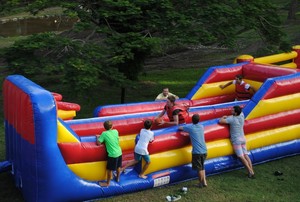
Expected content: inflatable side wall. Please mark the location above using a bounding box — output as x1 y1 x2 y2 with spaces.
2 76 100 201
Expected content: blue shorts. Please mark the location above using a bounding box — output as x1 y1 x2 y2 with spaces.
233 143 248 157
134 152 150 163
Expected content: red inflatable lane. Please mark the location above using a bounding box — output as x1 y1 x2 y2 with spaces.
56 101 81 111
69 103 247 137
96 100 192 117
70 117 155 137
262 78 300 99
204 65 243 83
95 95 236 117
191 94 236 106
58 142 133 165
58 125 229 164
58 142 105 164
243 63 299 82
52 92 63 101
244 109 300 134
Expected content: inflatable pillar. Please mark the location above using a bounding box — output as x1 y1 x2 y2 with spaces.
235 55 254 63
292 45 300 68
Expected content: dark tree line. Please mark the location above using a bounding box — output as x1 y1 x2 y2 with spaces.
0 0 296 102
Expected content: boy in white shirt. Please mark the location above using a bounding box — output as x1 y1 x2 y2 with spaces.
120 119 154 179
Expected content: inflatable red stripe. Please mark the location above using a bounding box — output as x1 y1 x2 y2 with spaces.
56 101 81 111
52 92 63 101
261 78 300 99
243 63 299 82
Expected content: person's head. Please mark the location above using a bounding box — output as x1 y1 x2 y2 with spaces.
103 120 113 130
192 114 200 124
235 74 243 84
232 105 242 116
144 119 153 129
162 88 170 96
167 95 176 107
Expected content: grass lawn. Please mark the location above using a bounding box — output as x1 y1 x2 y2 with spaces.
99 155 300 202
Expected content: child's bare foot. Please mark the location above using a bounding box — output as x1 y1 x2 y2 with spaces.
139 175 147 179
99 182 109 187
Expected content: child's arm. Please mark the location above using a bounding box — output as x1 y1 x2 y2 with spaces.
178 126 189 137
219 81 233 89
149 133 154 143
96 135 102 145
219 116 228 124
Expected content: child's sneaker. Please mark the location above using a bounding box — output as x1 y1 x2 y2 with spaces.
171 195 181 201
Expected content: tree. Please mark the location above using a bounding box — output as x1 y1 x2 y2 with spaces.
1 0 289 102
288 0 298 20
237 0 287 48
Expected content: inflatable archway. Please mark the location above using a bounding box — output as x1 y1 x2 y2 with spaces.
1 46 300 201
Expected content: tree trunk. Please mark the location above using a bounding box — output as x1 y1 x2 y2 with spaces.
287 0 298 20
121 87 125 103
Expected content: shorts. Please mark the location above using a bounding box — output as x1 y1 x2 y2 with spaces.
233 143 248 157
192 153 207 171
106 155 122 171
134 152 150 163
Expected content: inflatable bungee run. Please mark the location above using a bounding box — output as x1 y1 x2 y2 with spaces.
1 45 300 201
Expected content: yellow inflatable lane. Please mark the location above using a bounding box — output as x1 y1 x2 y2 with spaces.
191 80 262 100
254 51 297 64
119 134 136 151
57 120 79 143
68 161 107 181
247 93 300 119
246 124 300 150
192 82 232 100
57 109 76 120
280 62 297 68
245 79 263 91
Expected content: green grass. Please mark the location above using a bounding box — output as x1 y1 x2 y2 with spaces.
98 155 300 202
0 36 28 49
0 67 300 202
1 155 299 202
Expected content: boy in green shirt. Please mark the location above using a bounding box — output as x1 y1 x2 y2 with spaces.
97 120 122 187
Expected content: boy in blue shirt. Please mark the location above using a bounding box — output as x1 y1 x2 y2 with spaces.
179 113 207 188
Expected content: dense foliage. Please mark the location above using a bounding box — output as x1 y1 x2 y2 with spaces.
0 0 291 98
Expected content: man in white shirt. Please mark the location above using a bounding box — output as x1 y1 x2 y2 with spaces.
155 87 179 101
